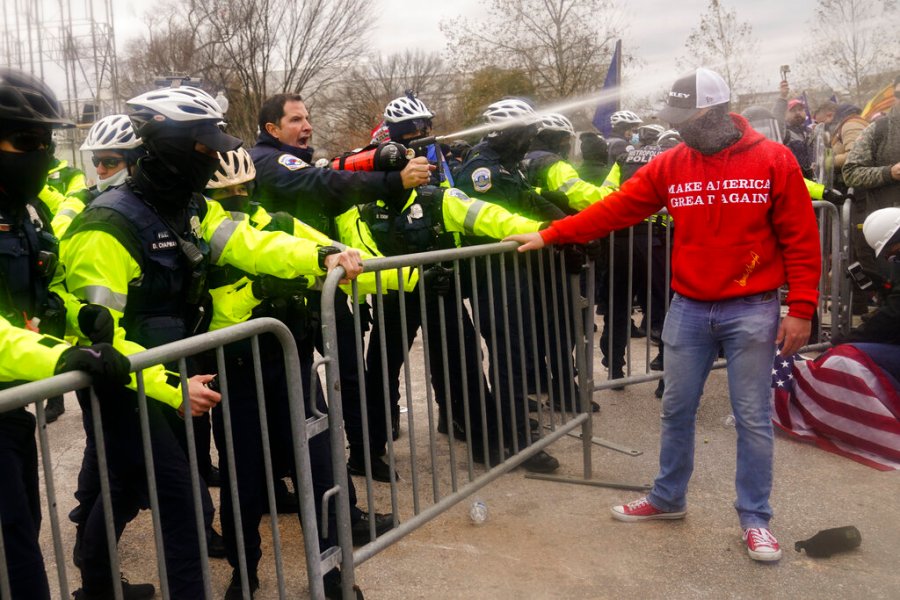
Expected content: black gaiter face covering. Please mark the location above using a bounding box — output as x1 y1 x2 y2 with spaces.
679 106 741 155
0 149 52 207
135 129 222 212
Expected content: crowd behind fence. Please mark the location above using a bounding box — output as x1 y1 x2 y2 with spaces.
0 201 850 599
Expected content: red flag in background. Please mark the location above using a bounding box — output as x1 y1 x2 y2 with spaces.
861 84 897 121
771 345 900 471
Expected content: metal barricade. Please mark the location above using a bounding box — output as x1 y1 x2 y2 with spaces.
0 318 335 600
317 242 599 598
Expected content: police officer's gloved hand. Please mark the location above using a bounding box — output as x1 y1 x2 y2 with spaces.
539 189 573 214
822 188 845 203
422 265 453 296
584 238 606 263
558 244 588 274
252 275 309 300
55 344 131 386
78 303 115 345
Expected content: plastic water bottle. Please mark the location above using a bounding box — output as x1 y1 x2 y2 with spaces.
723 414 736 427
469 499 488 524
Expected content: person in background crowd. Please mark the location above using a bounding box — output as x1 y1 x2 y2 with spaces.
507 67 821 563
606 109 643 163
842 74 900 309
830 207 900 384
829 103 868 193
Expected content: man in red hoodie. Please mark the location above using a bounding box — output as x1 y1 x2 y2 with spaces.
506 68 821 562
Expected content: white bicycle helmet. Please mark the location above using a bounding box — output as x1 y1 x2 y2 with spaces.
383 93 434 123
206 147 256 189
863 207 900 258
657 129 682 148
80 114 142 151
610 110 643 127
126 86 224 122
483 98 538 126
537 113 575 136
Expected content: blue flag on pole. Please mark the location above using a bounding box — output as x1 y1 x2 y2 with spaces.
801 91 813 127
592 39 621 136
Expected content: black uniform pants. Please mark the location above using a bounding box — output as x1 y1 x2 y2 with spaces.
472 254 536 453
0 408 50 600
530 250 580 411
75 388 205 599
365 282 493 456
598 234 634 373
210 339 350 575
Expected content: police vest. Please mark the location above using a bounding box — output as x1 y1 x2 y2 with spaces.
67 186 210 348
0 203 63 334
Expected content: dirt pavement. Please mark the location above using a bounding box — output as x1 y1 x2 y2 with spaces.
38 351 900 600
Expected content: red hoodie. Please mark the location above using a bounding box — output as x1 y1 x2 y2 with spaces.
542 114 821 319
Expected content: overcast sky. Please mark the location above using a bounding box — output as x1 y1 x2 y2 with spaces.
10 0 823 105
112 0 819 98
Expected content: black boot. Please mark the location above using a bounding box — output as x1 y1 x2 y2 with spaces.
223 569 259 600
45 396 65 423
73 575 155 600
323 569 364 600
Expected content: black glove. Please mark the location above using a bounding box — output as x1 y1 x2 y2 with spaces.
252 275 309 300
55 343 131 386
78 303 115 345
822 188 845 203
422 265 453 296
584 238 606 263
558 244 588 274
539 189 576 215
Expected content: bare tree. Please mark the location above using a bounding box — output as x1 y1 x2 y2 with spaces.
797 0 898 105
441 0 625 102
315 50 446 154
117 4 218 100
678 0 759 95
117 0 375 143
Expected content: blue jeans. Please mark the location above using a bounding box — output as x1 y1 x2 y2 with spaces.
648 291 780 529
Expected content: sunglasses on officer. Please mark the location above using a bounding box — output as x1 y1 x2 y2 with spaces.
1 128 52 153
91 155 125 169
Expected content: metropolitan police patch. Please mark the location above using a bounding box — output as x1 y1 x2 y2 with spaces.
472 167 492 193
277 154 309 171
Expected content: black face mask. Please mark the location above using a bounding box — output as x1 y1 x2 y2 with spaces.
679 108 741 155
0 148 52 207
216 194 251 213
136 134 222 211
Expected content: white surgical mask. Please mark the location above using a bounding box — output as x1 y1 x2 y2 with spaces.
97 168 128 193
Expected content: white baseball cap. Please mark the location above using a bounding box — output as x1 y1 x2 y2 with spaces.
658 68 731 125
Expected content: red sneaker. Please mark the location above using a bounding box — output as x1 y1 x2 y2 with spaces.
743 527 782 562
610 496 686 522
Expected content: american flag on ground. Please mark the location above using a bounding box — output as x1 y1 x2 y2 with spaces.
771 345 900 471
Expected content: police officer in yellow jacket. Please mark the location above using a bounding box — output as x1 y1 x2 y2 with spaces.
0 67 131 600
347 94 560 473
203 148 389 599
521 112 616 213
60 86 362 600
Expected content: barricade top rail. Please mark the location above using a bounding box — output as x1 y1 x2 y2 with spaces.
0 317 297 412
